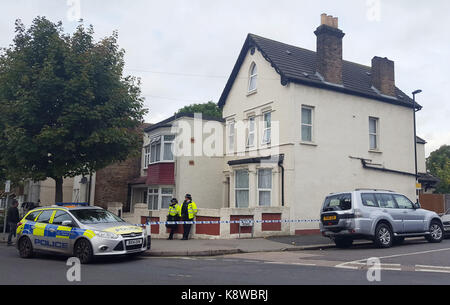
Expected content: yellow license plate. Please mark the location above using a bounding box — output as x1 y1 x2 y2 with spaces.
323 216 336 221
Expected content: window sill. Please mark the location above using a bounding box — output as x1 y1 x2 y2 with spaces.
368 149 382 154
247 89 257 97
300 141 318 147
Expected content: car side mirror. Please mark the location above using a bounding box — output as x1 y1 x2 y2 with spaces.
413 203 421 210
62 220 74 227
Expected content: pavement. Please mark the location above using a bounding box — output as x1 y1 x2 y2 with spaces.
1 232 374 257
144 234 373 257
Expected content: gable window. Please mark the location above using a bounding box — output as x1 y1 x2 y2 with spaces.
248 63 257 92
369 117 379 150
258 168 272 206
262 111 271 144
247 116 255 147
235 169 249 208
301 106 314 142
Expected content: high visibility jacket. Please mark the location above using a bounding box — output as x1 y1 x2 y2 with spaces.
168 204 181 217
182 201 198 220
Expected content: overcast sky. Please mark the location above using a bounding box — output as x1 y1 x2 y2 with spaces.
1 0 449 156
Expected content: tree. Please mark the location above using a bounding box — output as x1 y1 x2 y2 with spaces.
0 17 147 203
176 101 222 119
426 145 450 194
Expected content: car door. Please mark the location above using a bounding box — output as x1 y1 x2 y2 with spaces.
374 193 403 233
393 194 426 233
50 209 75 254
32 209 55 251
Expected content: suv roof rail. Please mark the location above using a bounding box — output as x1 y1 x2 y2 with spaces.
355 188 395 192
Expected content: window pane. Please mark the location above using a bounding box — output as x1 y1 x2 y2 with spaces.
302 107 312 125
264 112 271 128
161 188 173 194
302 125 312 142
52 211 73 225
394 195 414 209
164 135 175 142
164 143 173 160
236 190 249 208
259 191 271 206
370 134 377 149
361 193 379 207
36 210 53 223
258 169 272 189
247 133 255 147
263 128 271 144
235 170 249 188
155 143 161 161
369 118 377 134
249 76 257 91
161 196 171 209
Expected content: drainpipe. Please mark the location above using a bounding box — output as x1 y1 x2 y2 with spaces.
277 154 285 207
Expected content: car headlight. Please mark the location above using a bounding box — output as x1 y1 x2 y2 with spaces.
93 230 119 240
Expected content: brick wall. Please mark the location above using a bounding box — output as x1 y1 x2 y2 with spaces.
94 156 141 209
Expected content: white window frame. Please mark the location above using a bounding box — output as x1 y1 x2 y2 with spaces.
257 168 272 207
301 106 314 143
147 186 174 210
246 116 256 148
144 145 151 168
227 120 235 152
369 117 379 150
149 134 175 165
248 62 257 93
262 111 271 145
235 169 249 208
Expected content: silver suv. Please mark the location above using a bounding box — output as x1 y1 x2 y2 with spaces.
320 189 444 248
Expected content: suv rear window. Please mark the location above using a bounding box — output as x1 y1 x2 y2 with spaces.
323 193 352 211
361 193 379 207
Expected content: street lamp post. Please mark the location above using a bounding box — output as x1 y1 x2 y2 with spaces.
412 89 422 204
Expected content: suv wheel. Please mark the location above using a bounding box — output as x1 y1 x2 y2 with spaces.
426 220 444 243
18 236 34 258
334 237 353 249
374 223 393 248
74 239 94 264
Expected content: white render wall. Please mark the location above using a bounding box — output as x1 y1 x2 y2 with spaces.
222 47 418 233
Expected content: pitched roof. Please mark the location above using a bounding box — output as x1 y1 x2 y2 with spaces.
218 34 421 110
144 112 224 133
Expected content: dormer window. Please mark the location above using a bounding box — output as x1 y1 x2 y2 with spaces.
248 62 257 92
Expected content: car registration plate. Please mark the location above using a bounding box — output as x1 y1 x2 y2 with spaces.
323 215 336 221
125 238 143 246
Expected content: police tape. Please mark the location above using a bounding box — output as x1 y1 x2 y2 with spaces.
135 219 321 226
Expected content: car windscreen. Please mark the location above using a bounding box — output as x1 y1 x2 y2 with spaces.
322 193 352 212
70 209 125 224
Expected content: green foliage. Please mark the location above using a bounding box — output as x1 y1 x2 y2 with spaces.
176 101 222 119
0 17 147 198
426 145 450 194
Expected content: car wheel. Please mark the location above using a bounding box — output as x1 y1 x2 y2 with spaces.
18 236 34 258
74 239 94 264
426 220 444 243
374 223 393 248
334 237 353 249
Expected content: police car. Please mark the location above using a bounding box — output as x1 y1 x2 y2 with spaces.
16 203 151 263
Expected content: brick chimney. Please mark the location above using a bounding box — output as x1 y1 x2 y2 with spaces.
314 13 345 85
371 56 396 96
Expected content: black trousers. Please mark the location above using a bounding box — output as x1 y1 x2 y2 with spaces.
183 223 192 239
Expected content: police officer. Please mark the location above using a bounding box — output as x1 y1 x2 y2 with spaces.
167 198 181 240
181 194 198 240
